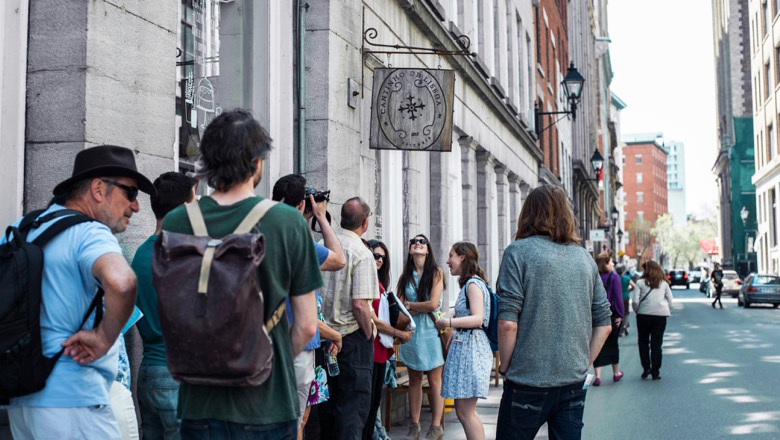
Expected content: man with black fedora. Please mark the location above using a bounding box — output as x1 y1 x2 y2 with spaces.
3 145 154 439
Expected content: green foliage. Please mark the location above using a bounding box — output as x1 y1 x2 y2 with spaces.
652 213 717 268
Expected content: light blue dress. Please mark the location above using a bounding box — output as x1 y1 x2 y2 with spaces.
399 271 445 371
441 278 493 399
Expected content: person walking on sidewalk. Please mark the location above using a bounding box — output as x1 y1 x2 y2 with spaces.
398 234 446 440
495 185 612 440
617 265 636 337
436 242 493 440
711 262 725 309
319 197 379 440
362 240 413 440
632 260 674 380
592 253 625 386
133 171 196 440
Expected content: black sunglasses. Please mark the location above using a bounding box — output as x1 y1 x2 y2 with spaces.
101 179 139 202
409 238 428 246
373 253 386 261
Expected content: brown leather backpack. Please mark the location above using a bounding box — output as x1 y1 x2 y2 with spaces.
152 199 285 387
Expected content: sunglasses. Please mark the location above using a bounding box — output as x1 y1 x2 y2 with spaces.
101 179 139 203
409 238 428 246
373 253 386 261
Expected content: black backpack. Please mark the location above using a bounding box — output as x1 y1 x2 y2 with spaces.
0 209 104 403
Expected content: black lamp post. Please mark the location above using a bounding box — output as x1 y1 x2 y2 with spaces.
617 229 624 243
611 207 619 225
535 62 586 137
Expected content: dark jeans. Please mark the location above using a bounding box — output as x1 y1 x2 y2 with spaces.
138 364 181 440
319 331 374 440
180 419 296 440
619 298 630 335
636 314 667 375
361 362 387 440
496 380 587 440
712 285 723 307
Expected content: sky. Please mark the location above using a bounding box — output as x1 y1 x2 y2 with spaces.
608 0 718 217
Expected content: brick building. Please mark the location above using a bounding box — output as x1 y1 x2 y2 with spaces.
622 133 669 259
534 0 571 189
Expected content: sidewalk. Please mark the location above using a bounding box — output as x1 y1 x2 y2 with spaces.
385 381 549 439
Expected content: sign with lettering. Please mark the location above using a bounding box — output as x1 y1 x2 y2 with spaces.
370 68 455 151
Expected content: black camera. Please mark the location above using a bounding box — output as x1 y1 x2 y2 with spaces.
305 187 331 203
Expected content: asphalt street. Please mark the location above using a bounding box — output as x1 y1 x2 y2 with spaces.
582 286 780 439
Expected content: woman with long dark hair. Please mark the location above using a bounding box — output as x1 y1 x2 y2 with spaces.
435 242 492 440
398 234 446 440
632 260 674 380
362 240 412 440
592 252 625 386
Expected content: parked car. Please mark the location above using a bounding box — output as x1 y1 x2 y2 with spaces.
689 266 704 283
667 269 690 289
738 274 780 308
709 270 742 298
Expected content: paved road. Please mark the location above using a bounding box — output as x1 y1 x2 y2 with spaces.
583 286 780 439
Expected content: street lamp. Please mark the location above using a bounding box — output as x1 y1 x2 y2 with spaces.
535 62 586 136
611 206 619 225
741 206 749 226
590 149 604 173
617 229 624 243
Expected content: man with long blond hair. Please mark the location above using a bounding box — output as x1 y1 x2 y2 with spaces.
495 185 612 440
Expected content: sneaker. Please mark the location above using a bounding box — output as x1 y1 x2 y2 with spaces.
652 372 662 380
613 371 624 382
592 378 601 386
425 425 444 440
406 423 421 440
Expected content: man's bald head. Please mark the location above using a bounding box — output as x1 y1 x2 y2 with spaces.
341 197 371 232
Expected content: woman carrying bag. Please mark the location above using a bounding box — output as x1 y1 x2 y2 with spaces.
631 260 674 380
592 253 625 386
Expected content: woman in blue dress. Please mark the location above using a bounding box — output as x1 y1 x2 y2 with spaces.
398 234 446 440
436 242 492 440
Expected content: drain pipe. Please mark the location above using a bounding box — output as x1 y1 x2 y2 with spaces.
297 1 309 175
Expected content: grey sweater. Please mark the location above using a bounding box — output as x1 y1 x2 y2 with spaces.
497 236 612 388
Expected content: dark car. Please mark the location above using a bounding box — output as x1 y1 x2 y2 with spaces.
667 269 690 289
738 274 780 308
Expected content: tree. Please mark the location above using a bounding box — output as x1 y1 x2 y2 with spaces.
627 219 654 263
652 214 718 268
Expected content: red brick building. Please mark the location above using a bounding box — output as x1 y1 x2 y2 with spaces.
534 0 568 183
622 133 669 259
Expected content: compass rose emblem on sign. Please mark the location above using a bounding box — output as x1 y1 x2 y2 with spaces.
370 68 455 151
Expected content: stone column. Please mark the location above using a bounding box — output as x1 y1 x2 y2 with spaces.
460 136 479 242
495 162 510 257
25 0 177 252
430 151 450 308
508 173 520 241
476 148 495 277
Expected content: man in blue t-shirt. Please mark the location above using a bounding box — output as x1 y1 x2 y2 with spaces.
131 172 196 439
3 145 155 440
272 174 346 435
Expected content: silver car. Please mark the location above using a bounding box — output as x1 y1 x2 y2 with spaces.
738 274 780 308
709 270 742 298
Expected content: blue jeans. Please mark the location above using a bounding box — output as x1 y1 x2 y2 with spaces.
180 419 296 440
137 365 181 440
496 380 587 440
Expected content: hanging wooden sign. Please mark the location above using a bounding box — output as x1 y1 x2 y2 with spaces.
369 68 455 151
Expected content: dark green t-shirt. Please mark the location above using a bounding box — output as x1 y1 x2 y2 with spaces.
132 235 167 365
620 274 632 300
162 195 324 425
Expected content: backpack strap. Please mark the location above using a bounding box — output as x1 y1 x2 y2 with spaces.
31 214 97 248
234 199 278 234
266 301 287 332
186 202 209 237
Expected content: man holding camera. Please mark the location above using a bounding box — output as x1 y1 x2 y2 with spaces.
272 174 346 437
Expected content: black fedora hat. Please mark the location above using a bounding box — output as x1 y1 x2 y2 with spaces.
53 145 156 196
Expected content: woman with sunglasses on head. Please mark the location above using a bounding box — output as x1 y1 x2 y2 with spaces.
434 242 492 440
398 235 446 440
362 240 412 440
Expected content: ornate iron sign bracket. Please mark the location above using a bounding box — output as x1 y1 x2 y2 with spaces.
362 27 475 58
